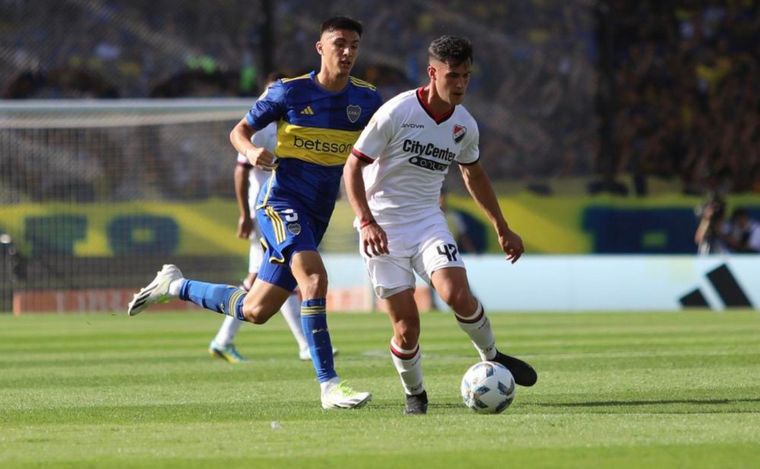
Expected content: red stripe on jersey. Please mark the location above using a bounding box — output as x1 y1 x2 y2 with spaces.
351 148 375 164
390 343 419 360
416 87 455 124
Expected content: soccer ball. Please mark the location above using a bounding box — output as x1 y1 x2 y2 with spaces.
460 361 515 414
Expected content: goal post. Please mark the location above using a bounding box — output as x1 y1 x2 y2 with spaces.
0 99 254 312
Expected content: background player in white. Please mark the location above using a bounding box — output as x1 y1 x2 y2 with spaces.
209 73 338 363
344 35 538 414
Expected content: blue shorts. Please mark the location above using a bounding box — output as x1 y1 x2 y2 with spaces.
255 201 328 291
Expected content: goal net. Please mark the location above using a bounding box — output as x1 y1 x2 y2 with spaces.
0 99 271 313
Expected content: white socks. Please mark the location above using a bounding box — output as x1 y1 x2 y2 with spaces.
168 278 184 297
390 338 424 396
280 294 308 352
213 315 243 347
320 376 341 394
455 302 497 361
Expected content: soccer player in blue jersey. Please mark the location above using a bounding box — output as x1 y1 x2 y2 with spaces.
128 16 383 410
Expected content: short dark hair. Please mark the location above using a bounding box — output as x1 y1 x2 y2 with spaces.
428 35 473 66
321 16 363 36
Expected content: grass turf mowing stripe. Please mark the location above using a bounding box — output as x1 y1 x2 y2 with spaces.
0 311 758 468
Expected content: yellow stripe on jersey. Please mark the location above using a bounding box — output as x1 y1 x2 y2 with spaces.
349 76 377 91
275 123 361 166
280 73 311 83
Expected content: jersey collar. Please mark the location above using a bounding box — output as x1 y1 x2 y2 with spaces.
416 87 455 125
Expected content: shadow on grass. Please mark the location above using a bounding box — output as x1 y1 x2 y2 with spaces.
544 397 760 407
533 397 760 414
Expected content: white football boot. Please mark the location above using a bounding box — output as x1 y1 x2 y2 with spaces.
320 381 372 410
127 264 183 316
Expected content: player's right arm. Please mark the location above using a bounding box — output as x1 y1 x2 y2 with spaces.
230 80 286 171
344 108 395 257
230 118 276 171
344 154 388 257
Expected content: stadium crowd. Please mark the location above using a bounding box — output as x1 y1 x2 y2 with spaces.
612 1 760 196
1 1 758 199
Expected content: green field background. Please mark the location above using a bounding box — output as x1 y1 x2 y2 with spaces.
1 311 758 468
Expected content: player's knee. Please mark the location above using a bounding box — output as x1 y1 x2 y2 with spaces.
242 304 271 325
298 272 327 298
440 287 474 312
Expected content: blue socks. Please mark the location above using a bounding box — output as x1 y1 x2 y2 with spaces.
300 298 337 383
179 282 337 383
179 280 246 321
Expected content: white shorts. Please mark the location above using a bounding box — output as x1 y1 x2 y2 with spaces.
361 214 465 299
247 169 267 274
248 222 264 274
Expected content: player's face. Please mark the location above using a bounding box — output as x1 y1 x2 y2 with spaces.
317 29 361 76
430 59 472 106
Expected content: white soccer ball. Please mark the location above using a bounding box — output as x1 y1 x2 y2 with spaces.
460 361 516 414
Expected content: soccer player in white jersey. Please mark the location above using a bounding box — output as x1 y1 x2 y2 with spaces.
208 74 338 363
344 35 538 414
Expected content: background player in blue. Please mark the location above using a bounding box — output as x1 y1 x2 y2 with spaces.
128 16 383 410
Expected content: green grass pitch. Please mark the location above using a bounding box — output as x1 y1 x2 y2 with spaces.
1 310 759 468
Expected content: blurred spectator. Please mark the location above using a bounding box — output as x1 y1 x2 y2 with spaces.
1 1 757 194
723 208 760 253
694 194 729 255
611 1 760 196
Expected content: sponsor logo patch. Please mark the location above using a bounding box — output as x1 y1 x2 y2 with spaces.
408 156 448 172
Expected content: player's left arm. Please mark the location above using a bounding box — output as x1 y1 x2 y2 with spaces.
459 161 524 263
233 163 253 239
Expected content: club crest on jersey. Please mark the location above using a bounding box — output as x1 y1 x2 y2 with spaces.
453 124 467 143
287 223 302 236
346 105 362 123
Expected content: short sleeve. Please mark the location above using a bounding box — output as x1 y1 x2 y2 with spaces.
236 153 249 166
456 121 480 165
245 81 287 130
351 105 394 163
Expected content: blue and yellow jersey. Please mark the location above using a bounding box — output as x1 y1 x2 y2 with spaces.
245 71 383 222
